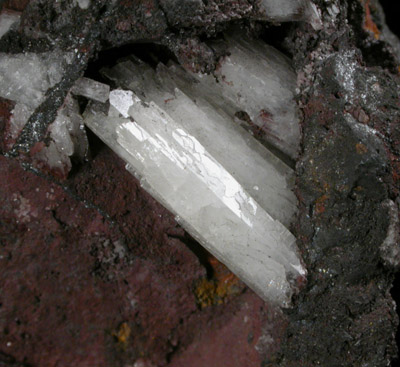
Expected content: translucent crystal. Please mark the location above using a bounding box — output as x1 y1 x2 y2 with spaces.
103 37 300 160
9 103 31 141
71 77 110 103
103 59 297 226
168 35 301 160
36 94 88 173
84 42 306 305
0 51 73 109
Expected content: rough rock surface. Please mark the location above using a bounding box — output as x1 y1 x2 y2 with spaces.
1 0 400 366
273 0 400 366
0 145 286 366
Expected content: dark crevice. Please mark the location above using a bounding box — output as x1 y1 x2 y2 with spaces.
259 22 295 58
380 0 400 38
51 209 66 229
84 127 106 160
84 42 178 83
347 0 398 72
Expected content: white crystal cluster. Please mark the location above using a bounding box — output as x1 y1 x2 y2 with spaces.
0 47 110 172
0 50 88 172
160 35 301 160
84 36 305 306
0 51 74 139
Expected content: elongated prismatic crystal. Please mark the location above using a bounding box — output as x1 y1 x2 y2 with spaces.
83 36 306 307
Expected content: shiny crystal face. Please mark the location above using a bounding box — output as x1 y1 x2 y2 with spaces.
83 35 306 307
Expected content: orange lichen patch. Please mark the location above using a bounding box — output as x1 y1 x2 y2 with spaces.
315 194 328 215
112 322 131 348
356 143 368 154
194 277 240 309
194 255 242 309
362 0 380 40
194 278 218 308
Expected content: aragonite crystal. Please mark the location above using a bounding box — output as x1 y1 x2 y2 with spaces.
84 36 306 307
155 34 301 160
71 77 110 103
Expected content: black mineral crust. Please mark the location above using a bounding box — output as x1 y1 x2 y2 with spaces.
274 0 400 366
1 0 400 366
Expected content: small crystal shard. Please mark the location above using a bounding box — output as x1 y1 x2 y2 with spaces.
83 38 306 306
71 77 110 103
74 0 91 9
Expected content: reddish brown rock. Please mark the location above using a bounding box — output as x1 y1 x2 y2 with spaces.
2 0 30 12
0 97 16 153
0 143 286 366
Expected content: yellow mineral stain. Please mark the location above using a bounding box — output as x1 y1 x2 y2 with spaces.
194 256 241 308
113 322 131 347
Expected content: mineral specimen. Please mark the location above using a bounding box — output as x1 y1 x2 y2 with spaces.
84 37 305 307
1 0 400 365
